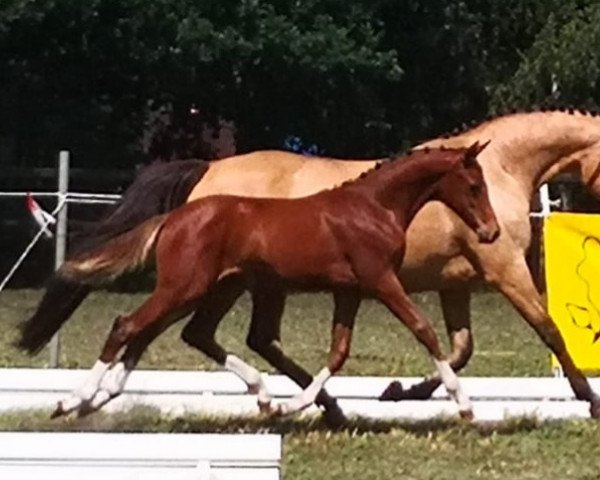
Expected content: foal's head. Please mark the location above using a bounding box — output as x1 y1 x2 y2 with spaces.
434 141 500 243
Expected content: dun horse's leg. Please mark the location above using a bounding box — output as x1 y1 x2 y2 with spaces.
273 290 359 416
381 288 473 401
376 273 473 418
180 275 272 407
482 254 600 417
440 288 474 373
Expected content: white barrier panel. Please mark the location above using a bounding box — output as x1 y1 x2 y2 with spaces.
0 432 281 480
0 368 597 421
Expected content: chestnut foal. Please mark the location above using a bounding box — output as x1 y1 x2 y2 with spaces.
53 141 499 419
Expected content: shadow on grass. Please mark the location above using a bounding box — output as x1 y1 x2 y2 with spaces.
0 406 547 438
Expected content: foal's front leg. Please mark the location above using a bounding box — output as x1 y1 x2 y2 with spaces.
180 275 273 408
375 272 473 419
246 284 347 421
273 289 359 416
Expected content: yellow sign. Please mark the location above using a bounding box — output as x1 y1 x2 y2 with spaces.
545 212 600 372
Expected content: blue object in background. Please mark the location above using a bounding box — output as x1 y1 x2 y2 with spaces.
283 135 322 156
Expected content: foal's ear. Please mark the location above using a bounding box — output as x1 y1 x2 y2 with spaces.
464 140 490 166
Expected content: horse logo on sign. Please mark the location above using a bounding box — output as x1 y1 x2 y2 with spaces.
565 236 600 344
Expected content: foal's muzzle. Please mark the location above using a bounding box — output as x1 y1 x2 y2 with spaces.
476 222 500 243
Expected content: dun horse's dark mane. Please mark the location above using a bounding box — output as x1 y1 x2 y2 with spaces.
438 105 600 140
334 104 598 191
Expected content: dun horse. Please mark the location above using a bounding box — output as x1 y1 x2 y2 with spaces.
19 109 600 418
48 144 498 418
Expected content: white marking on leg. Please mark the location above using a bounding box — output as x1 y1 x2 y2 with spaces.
433 359 472 414
99 361 131 396
224 354 272 405
56 394 84 414
87 361 133 412
278 367 332 415
56 360 110 415
76 360 111 401
88 390 111 411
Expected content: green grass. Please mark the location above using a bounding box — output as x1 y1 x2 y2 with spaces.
0 289 596 479
0 289 549 376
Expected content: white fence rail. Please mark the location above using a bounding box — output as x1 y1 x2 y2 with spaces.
0 431 281 480
0 369 596 422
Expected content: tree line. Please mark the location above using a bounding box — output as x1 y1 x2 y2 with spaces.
1 0 598 169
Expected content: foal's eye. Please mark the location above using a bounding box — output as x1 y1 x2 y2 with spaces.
470 184 482 195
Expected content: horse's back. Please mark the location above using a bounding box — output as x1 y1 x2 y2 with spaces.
187 151 305 200
187 150 377 201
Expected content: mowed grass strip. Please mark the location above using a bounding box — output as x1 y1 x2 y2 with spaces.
0 408 598 480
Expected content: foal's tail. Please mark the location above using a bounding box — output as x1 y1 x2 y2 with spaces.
60 214 169 284
17 214 169 354
17 159 207 355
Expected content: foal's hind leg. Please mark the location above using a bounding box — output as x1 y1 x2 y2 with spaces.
88 318 182 412
375 272 473 419
272 289 359 417
381 288 473 401
52 281 210 418
87 274 261 412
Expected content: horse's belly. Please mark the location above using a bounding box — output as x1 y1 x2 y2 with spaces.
396 203 478 292
398 255 478 292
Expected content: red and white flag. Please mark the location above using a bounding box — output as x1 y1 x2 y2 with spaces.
25 193 55 238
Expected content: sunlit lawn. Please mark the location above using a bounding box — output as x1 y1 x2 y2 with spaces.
1 289 594 480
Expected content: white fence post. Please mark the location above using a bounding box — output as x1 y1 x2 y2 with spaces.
539 184 551 217
537 184 567 378
49 151 69 368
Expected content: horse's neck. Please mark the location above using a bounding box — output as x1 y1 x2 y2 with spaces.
353 156 451 228
419 111 600 202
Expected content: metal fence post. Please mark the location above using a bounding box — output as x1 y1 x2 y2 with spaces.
49 150 69 367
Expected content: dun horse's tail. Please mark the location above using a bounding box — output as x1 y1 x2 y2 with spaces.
70 159 208 255
17 214 169 354
17 159 207 355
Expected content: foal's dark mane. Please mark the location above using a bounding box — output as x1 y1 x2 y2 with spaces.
335 145 454 190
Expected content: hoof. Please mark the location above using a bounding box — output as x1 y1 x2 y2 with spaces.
380 379 440 401
271 403 289 417
50 402 67 419
379 381 404 401
459 409 474 422
323 403 348 428
257 399 273 415
76 400 96 418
